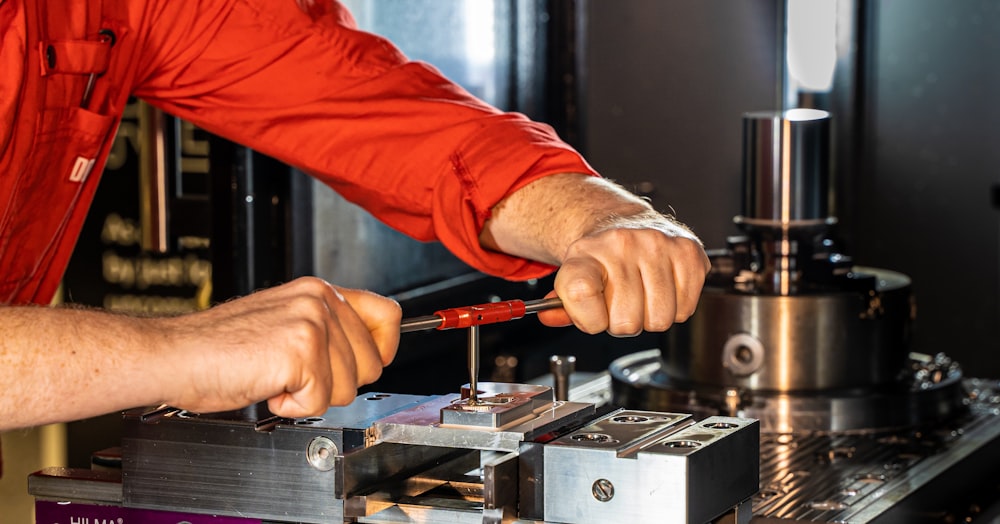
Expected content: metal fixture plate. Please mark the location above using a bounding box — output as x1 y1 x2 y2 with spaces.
611 349 966 433
372 394 594 452
543 411 759 524
440 383 552 428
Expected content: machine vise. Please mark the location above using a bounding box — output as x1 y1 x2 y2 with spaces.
29 382 758 523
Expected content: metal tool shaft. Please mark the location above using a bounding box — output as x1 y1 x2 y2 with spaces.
468 325 480 404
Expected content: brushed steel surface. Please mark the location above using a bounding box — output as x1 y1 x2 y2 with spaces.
543 411 759 524
120 393 435 524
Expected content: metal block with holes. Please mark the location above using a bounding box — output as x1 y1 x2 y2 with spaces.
539 411 759 524
34 387 758 524
119 393 462 524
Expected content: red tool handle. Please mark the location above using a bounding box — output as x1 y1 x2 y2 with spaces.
399 297 562 333
433 299 529 330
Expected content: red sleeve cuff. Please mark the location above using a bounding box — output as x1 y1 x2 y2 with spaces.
432 116 600 281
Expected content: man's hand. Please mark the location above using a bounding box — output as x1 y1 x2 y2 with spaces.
539 211 710 335
154 277 402 418
481 174 711 336
0 277 401 431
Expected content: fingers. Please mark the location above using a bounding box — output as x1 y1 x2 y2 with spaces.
337 287 402 368
160 277 402 420
551 228 710 336
279 279 400 407
536 291 573 327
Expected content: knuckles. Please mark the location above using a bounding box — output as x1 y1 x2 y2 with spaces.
281 315 329 350
356 359 384 387
645 315 675 333
330 383 357 406
607 319 643 337
285 291 334 319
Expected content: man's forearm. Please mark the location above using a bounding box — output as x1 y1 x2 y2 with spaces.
0 306 168 430
480 172 710 335
480 173 690 264
0 277 403 431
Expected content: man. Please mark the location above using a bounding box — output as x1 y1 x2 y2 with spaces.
0 0 710 431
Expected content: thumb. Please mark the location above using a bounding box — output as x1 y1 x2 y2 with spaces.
336 287 402 366
536 291 572 327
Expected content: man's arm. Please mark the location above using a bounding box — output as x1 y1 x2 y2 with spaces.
481 173 711 336
0 278 401 431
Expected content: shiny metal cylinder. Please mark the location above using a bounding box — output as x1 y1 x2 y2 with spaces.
664 268 912 392
549 355 576 401
741 108 831 226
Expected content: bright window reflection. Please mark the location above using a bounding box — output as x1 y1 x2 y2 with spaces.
786 0 838 93
340 0 506 106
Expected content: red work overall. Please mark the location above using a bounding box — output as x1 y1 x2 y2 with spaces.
0 0 595 307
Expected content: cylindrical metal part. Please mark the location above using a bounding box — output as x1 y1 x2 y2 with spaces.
664 268 912 392
524 297 563 315
549 355 577 401
741 108 831 226
399 314 444 333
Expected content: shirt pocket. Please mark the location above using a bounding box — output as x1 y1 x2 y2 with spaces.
0 104 117 294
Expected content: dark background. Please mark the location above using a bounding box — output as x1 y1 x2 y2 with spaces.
579 0 999 377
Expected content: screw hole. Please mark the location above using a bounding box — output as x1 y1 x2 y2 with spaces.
703 422 739 430
612 415 650 424
572 433 616 443
663 440 702 449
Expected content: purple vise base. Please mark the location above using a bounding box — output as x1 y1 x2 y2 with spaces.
36 500 261 524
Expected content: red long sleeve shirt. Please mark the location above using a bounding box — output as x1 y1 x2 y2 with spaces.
0 0 597 305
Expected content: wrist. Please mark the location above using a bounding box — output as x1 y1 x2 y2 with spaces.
587 207 703 246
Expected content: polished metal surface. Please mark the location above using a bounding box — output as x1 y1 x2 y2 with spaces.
543 411 759 524
612 349 966 434
740 109 831 227
733 109 837 295
664 268 913 393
